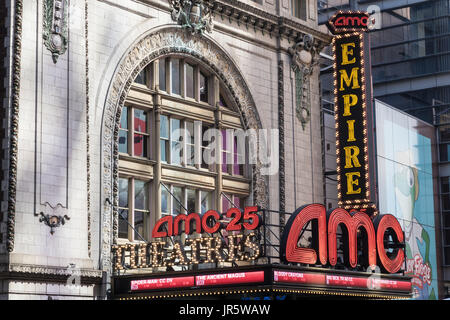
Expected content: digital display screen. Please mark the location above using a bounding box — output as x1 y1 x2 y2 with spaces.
274 270 411 292
130 276 195 291
195 271 265 287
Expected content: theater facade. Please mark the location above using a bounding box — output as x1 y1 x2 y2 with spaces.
0 0 411 299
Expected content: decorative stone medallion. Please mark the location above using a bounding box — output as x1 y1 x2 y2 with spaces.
43 0 68 63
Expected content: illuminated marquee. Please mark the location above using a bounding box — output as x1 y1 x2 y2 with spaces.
280 204 405 274
112 206 262 271
329 12 376 210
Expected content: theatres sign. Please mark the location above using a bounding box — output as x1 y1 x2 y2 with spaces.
112 206 262 270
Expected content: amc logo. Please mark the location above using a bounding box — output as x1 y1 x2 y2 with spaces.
327 11 370 34
280 204 405 274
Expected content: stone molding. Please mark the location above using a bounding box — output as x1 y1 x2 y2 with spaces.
101 26 268 272
0 263 103 284
212 0 331 44
7 0 23 253
84 0 92 258
135 0 331 45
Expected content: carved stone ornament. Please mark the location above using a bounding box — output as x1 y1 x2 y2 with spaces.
288 34 319 130
101 26 267 272
35 211 70 235
7 0 23 253
43 0 68 63
169 0 214 34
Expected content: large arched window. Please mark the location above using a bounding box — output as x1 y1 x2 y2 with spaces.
117 56 251 243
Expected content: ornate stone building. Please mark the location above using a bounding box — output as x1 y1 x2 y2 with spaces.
0 0 330 299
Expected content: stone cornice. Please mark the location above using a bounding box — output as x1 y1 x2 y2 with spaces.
0 263 103 284
137 0 331 45
212 0 332 44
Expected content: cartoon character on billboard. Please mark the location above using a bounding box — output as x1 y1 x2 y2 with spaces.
394 158 436 300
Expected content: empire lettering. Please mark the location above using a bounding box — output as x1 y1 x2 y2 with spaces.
333 32 371 205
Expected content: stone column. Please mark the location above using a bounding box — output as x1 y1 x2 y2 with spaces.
213 76 222 213
152 60 162 232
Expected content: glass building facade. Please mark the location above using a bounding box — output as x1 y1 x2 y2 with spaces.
319 0 450 298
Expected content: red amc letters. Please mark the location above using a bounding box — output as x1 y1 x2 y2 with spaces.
281 204 405 274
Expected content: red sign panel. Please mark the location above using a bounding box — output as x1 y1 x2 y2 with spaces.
273 270 325 285
326 11 370 34
273 270 411 292
195 271 265 287
130 276 195 291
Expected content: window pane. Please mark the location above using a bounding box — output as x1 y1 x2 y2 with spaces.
442 177 450 193
233 136 244 175
200 72 208 103
186 189 196 214
134 211 144 241
160 115 169 139
186 63 195 98
160 140 168 162
171 59 181 95
443 194 450 211
445 246 450 265
186 121 195 166
222 194 232 212
159 58 166 91
119 178 129 208
172 186 183 215
119 130 128 154
292 0 307 20
134 134 147 158
171 139 182 165
171 118 181 137
234 196 244 209
441 143 450 162
219 94 228 108
186 121 195 144
222 129 230 173
222 151 228 173
134 68 147 85
135 180 149 211
118 209 128 239
161 187 170 215
119 107 128 154
202 125 212 170
201 191 212 214
134 109 147 133
171 118 182 165
120 106 128 129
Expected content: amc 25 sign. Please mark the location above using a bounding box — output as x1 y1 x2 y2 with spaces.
112 206 262 270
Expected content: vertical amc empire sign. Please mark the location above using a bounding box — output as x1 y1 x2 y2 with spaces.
328 11 377 211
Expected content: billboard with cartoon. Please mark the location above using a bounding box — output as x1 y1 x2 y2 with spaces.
375 100 439 299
